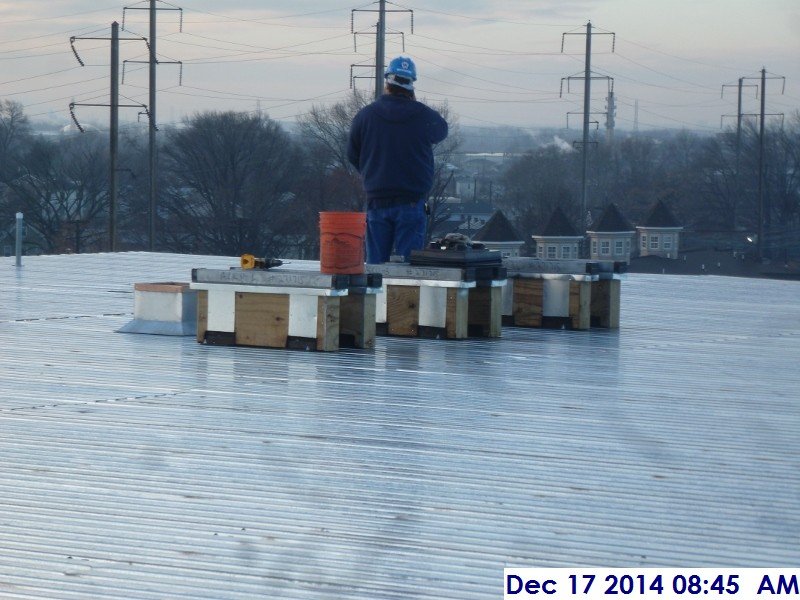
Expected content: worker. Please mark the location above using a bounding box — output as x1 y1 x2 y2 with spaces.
347 55 448 263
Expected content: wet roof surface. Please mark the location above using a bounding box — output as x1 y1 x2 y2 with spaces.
1 252 799 599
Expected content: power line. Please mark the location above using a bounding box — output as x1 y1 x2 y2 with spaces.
0 24 107 46
615 37 746 73
0 66 82 87
1 5 118 24
590 64 722 96
175 3 363 29
160 31 354 57
617 100 719 130
613 51 721 91
393 2 571 26
410 32 566 56
0 44 107 61
421 74 556 97
420 55 555 93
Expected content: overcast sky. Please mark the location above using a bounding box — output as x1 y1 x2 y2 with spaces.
1 0 798 135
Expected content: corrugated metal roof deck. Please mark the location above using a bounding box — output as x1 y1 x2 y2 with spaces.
0 252 798 599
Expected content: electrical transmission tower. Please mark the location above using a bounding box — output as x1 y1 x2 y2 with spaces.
720 78 758 230
721 78 759 165
560 22 615 234
122 0 183 251
351 1 413 99
69 23 150 251
739 69 785 260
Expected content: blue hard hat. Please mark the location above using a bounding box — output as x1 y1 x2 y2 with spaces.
385 55 417 90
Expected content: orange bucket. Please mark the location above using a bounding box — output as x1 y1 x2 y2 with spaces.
319 211 366 275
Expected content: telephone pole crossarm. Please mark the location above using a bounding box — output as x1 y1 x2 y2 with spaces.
122 58 183 86
560 74 614 97
122 3 182 32
70 34 147 66
561 30 615 53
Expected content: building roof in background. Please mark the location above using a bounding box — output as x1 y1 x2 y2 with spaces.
589 202 635 233
472 210 523 242
535 206 581 237
1 252 799 598
448 200 495 215
641 199 682 228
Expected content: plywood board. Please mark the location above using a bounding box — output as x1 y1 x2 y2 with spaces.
386 285 420 336
512 279 543 327
234 292 289 348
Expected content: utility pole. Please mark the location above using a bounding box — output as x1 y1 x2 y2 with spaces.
739 68 786 260
69 25 149 252
148 0 157 251
634 100 639 133
350 3 412 92
605 90 615 143
110 22 119 251
374 0 386 100
560 22 615 235
122 1 183 251
580 21 592 226
736 78 743 156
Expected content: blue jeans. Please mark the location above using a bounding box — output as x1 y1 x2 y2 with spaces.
366 199 427 264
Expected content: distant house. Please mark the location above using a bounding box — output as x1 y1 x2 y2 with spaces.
531 207 583 260
433 200 495 239
472 210 525 258
587 203 635 263
637 200 683 259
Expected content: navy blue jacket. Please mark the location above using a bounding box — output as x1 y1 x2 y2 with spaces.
347 94 448 207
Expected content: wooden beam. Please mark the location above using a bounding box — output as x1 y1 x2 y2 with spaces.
340 293 376 348
196 290 208 343
316 296 340 352
445 288 469 338
569 280 591 330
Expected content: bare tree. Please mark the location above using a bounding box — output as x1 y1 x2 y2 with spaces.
0 100 30 165
297 89 369 212
160 111 303 256
425 99 461 243
499 144 580 244
2 131 109 253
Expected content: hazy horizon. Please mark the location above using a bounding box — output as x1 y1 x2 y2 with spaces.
2 1 798 135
